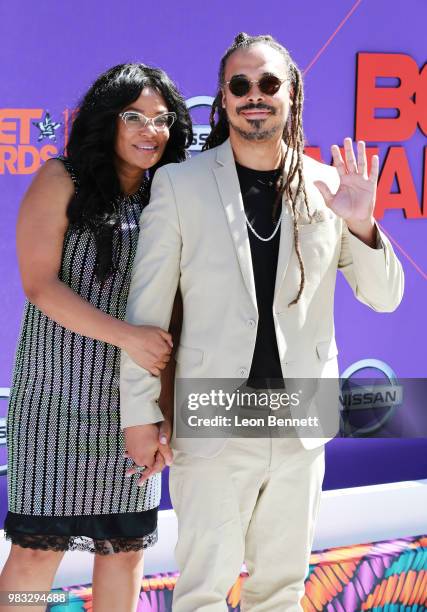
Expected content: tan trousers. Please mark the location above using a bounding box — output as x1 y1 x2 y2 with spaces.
169 436 325 611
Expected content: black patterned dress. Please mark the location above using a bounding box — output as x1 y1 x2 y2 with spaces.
5 158 161 554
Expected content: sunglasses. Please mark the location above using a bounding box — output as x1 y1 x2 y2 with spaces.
119 111 176 132
225 74 288 97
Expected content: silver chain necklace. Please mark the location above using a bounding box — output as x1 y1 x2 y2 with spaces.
244 210 283 242
239 154 284 242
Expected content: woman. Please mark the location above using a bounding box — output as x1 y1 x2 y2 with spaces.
0 63 192 612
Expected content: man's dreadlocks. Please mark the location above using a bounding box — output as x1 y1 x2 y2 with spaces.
203 33 311 305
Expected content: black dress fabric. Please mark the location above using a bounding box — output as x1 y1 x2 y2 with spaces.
4 509 158 554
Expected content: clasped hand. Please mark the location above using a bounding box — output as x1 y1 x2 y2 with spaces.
124 420 173 486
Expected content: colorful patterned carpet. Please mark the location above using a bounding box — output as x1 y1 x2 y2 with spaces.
48 535 427 611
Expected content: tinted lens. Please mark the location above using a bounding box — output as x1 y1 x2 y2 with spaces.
258 75 283 95
228 76 251 97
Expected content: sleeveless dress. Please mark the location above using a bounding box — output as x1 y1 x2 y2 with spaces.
4 158 161 554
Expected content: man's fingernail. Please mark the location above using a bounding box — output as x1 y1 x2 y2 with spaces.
160 435 167 444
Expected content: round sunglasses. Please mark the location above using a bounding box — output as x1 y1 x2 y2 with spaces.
225 74 288 97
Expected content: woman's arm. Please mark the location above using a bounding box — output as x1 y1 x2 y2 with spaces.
16 159 171 375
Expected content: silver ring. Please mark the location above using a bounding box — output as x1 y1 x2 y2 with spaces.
132 463 147 474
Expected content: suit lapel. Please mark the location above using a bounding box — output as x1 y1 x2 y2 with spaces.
273 152 301 303
212 140 258 310
273 195 293 303
212 138 298 310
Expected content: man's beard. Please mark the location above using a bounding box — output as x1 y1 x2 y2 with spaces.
228 103 284 141
229 117 283 141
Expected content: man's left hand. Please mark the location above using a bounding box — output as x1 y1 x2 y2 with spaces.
314 138 379 247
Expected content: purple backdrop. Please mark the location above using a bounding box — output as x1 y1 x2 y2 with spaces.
1 1 426 521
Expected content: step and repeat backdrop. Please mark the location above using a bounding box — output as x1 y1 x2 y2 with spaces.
0 0 426 520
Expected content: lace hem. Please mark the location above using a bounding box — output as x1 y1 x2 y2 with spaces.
4 528 158 555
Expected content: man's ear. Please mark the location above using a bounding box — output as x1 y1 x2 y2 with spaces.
221 88 226 109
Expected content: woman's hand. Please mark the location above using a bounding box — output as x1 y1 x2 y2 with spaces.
121 324 173 376
124 424 161 486
124 421 173 486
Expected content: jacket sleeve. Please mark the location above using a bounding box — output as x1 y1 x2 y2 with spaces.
338 221 405 312
120 166 181 429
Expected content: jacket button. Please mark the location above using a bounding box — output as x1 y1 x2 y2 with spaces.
238 368 248 377
247 319 256 328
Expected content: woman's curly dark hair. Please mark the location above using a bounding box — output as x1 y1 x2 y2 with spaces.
65 63 193 283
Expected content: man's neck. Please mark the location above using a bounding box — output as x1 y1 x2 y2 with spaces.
229 132 284 171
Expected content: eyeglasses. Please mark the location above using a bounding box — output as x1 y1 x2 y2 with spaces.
225 74 288 97
119 111 176 131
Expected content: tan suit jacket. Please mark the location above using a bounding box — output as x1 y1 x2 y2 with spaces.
120 138 404 455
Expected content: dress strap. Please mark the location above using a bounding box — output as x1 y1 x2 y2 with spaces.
55 155 80 194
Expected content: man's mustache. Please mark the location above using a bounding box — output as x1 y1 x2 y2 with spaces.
236 103 276 115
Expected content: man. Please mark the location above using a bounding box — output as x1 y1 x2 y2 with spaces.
120 33 404 611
